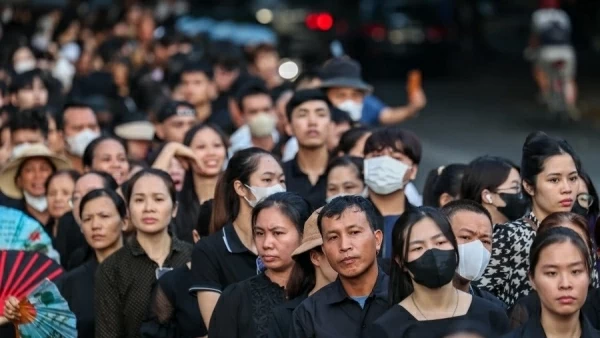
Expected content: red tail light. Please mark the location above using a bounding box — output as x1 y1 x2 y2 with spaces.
426 26 447 42
306 13 334 31
364 24 387 42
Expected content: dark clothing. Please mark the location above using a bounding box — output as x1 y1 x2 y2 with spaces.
471 284 507 311
268 294 308 338
141 266 207 338
209 96 235 135
209 273 287 338
190 223 260 295
55 258 98 338
372 197 415 259
509 288 600 330
290 269 390 338
95 235 192 338
197 199 213 238
502 313 600 338
54 213 87 270
368 296 510 338
282 155 327 209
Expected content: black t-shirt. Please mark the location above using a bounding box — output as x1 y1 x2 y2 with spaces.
189 223 260 295
282 156 327 209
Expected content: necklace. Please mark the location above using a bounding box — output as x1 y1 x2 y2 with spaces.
411 288 459 321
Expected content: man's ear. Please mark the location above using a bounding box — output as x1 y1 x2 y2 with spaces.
374 229 383 253
409 165 418 181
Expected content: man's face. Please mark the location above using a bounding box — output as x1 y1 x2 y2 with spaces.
327 121 351 151
13 77 48 109
253 51 279 83
63 107 100 138
326 87 365 107
213 65 239 93
241 93 275 123
321 207 383 279
156 115 196 143
11 129 45 147
289 100 331 149
450 211 494 253
181 71 211 106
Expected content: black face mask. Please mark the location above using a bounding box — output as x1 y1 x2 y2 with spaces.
405 248 457 289
498 192 529 221
572 202 589 217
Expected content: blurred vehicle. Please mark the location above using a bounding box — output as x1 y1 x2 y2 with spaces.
355 0 459 75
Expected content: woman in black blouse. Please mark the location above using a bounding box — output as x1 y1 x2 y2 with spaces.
502 227 600 337
368 207 509 338
209 192 311 338
95 169 192 338
56 187 125 337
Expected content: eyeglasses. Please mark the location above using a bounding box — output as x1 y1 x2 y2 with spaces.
577 193 594 209
155 267 173 280
496 186 522 194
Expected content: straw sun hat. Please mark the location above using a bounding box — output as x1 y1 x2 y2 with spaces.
292 207 324 257
0 144 71 199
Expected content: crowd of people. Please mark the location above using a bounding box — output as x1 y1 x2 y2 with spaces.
0 1 598 338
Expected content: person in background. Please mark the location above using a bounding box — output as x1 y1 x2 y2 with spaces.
209 192 310 338
8 69 49 109
247 43 283 90
45 169 80 238
268 207 337 338
441 200 506 309
575 170 599 234
290 196 387 338
56 188 125 338
283 89 331 209
422 164 467 208
502 227 600 337
46 110 64 155
363 126 421 258
368 207 509 337
114 117 155 162
460 156 526 225
181 61 214 124
191 148 285 330
228 81 279 155
0 144 71 228
148 142 186 192
82 136 130 186
57 102 101 173
8 107 49 151
479 131 581 307
153 100 197 144
319 57 426 126
334 126 372 157
95 169 192 338
325 156 367 203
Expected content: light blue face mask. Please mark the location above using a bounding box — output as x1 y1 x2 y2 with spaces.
244 184 286 207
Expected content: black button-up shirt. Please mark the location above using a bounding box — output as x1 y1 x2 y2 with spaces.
95 235 192 338
503 313 600 338
282 155 327 209
290 269 390 338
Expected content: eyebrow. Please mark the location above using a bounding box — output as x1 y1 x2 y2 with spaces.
542 261 585 268
409 232 445 245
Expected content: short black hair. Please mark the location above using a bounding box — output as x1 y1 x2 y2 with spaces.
180 61 214 80
293 69 321 90
208 41 244 71
460 156 518 203
285 89 332 122
441 199 493 227
364 126 422 165
57 101 95 130
235 80 271 113
9 69 45 94
9 108 49 137
317 195 380 234
335 126 371 156
81 170 119 191
79 188 127 220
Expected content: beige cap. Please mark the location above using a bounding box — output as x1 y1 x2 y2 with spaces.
114 121 155 141
292 207 324 257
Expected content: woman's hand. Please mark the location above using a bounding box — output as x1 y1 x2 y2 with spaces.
3 296 21 322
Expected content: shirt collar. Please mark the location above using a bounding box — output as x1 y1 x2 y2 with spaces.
522 312 598 338
222 223 250 254
325 267 389 305
129 234 187 257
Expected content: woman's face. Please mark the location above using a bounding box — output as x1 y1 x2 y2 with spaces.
531 241 589 316
72 174 105 225
46 174 75 219
529 154 578 215
254 206 301 272
404 218 454 265
128 174 175 234
47 115 64 154
17 158 54 197
91 139 130 185
189 128 226 177
168 158 185 191
80 196 123 251
490 168 521 208
326 165 365 198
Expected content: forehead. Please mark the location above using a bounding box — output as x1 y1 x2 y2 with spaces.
76 174 104 191
407 218 443 241
82 195 114 212
21 157 52 168
255 206 294 227
131 174 170 194
328 165 360 181
182 71 209 81
242 93 272 108
537 241 586 267
254 155 283 174
192 127 221 143
294 100 330 112
165 114 195 125
450 211 492 234
321 207 370 231
96 139 124 152
541 154 577 174
64 108 96 123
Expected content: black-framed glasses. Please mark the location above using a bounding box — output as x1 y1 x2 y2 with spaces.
496 186 522 194
577 193 594 209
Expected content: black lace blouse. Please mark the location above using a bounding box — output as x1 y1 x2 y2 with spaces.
209 273 287 338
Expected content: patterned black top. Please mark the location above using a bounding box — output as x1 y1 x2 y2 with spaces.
209 273 287 338
95 235 192 338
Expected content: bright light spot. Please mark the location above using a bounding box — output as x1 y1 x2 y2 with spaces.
256 9 273 24
279 60 299 80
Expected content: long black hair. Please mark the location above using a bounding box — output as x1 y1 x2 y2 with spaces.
389 207 459 305
529 226 591 277
422 164 466 207
460 156 518 203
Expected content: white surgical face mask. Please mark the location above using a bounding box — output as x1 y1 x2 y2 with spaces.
325 186 369 203
14 59 37 74
364 156 411 195
66 129 100 157
12 143 33 158
24 191 48 212
248 112 276 138
456 240 491 281
244 184 286 208
337 100 363 122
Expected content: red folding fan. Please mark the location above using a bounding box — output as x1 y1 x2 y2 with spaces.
0 250 64 317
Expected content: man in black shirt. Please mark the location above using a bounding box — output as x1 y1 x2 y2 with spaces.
282 89 331 209
290 195 389 338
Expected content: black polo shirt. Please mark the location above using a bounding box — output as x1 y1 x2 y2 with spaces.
290 268 390 338
189 223 260 294
282 155 327 209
